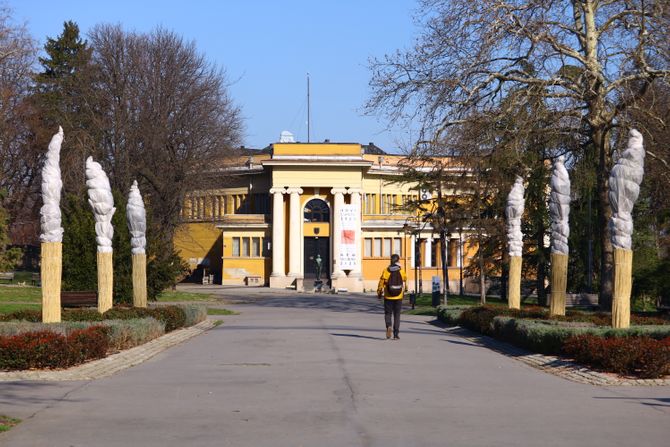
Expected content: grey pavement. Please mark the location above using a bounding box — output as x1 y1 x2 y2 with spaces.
1 291 668 447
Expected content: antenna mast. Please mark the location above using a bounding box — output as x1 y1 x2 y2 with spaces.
307 72 311 143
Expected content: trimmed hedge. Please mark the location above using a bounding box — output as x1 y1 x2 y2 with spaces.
0 326 109 370
0 318 166 352
563 335 670 379
0 304 207 333
436 305 670 378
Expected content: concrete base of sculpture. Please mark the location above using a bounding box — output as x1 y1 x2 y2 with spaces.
132 253 147 308
41 242 62 323
508 256 522 310
269 275 296 289
331 275 364 293
97 251 113 313
612 248 632 329
549 253 568 317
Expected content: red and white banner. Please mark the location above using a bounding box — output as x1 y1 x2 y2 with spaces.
339 204 359 269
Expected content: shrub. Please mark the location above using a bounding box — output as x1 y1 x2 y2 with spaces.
177 304 207 327
0 318 166 352
563 335 670 379
0 310 41 322
457 306 499 335
436 306 470 325
101 306 186 332
63 309 104 322
0 326 109 371
149 306 187 332
491 317 594 355
102 318 165 350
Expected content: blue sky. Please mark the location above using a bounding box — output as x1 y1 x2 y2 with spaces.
11 0 420 152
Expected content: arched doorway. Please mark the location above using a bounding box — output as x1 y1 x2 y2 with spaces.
303 198 330 289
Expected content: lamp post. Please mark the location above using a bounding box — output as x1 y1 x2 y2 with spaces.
402 221 420 309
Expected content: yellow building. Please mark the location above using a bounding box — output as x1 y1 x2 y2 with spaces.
174 139 476 293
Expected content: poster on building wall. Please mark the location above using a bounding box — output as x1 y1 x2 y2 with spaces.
339 204 359 269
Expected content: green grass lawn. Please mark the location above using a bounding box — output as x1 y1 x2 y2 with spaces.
0 285 41 302
207 308 239 316
403 293 535 315
0 303 40 313
155 290 216 302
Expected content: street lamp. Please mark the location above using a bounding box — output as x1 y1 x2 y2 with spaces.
401 221 420 309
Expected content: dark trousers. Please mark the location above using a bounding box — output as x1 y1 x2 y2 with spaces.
384 298 402 336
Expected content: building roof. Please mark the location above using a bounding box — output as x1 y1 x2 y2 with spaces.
361 142 387 155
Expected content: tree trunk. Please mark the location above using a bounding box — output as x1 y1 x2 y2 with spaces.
478 233 486 304
594 127 614 310
536 220 547 306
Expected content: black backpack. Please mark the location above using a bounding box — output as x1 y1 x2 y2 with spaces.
386 265 403 297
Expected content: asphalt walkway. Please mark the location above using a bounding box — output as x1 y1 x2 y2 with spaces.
1 292 668 446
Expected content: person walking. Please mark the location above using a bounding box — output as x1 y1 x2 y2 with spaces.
377 254 407 340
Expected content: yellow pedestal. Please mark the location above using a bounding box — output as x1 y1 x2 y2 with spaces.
41 242 62 323
508 256 522 310
97 251 113 313
549 253 568 317
612 248 632 329
132 253 147 308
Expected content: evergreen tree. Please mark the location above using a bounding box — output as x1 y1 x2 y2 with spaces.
0 191 22 271
32 20 94 194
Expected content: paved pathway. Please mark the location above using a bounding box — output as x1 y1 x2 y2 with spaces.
1 292 668 446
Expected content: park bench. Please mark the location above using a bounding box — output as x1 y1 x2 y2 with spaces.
61 291 98 308
0 272 14 284
565 293 598 309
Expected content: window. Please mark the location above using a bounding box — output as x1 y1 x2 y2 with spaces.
231 237 266 258
382 238 392 257
364 194 377 214
304 198 330 222
252 237 261 257
364 238 372 257
373 238 382 257
430 240 438 268
393 238 402 256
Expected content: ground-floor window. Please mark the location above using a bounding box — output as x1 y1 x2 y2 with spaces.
231 236 266 258
364 237 402 258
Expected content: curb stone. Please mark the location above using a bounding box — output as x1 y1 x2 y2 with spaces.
443 326 670 386
0 319 216 382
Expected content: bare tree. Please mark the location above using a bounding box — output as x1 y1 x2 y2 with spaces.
367 0 670 308
0 6 38 244
86 25 244 243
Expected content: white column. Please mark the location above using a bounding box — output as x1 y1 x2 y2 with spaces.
457 236 463 267
410 234 416 268
348 190 362 278
270 188 286 277
287 187 303 277
331 188 346 278
425 234 432 267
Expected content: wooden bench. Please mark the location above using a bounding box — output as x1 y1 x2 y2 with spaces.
565 293 599 308
61 291 98 308
0 272 14 284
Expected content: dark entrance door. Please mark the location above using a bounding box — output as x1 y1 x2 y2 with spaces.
304 237 330 289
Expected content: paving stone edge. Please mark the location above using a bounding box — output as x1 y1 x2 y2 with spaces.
0 319 217 382
443 326 670 387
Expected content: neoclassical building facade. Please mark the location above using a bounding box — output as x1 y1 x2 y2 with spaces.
174 140 475 293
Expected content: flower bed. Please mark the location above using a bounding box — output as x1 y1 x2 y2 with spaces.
0 326 109 370
437 305 670 379
0 304 208 371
